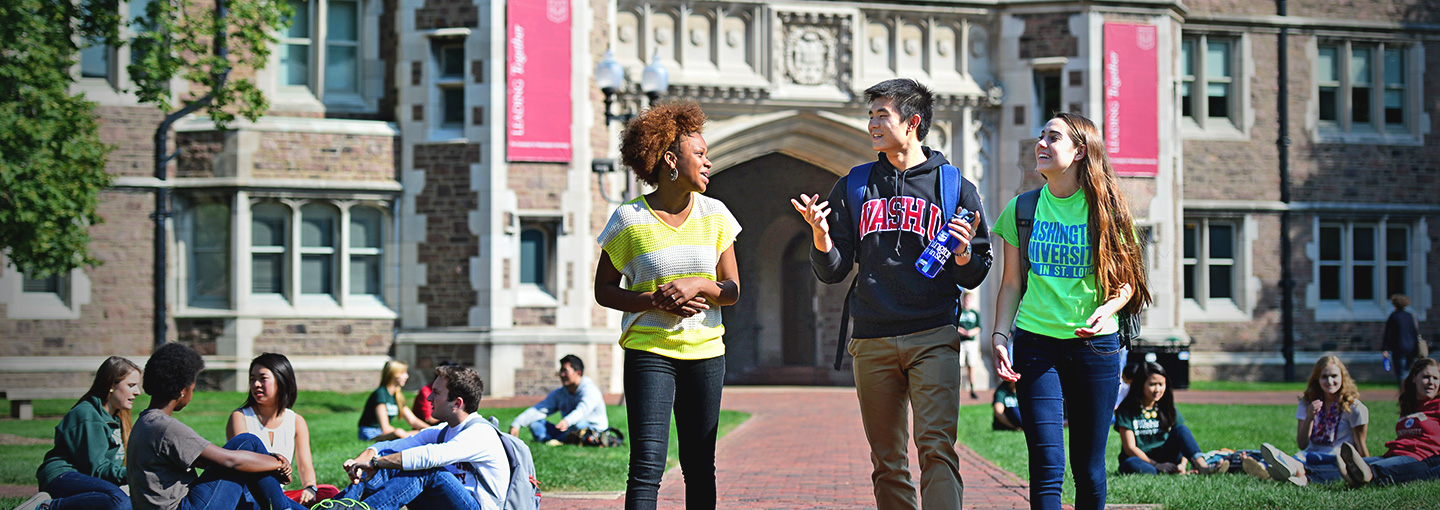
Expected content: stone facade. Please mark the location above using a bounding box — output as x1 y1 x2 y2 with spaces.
6 0 1437 397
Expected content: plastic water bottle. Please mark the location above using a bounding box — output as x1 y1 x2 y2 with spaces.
1384 355 1392 372
915 208 977 279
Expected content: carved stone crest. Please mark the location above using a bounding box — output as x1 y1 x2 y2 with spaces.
784 26 836 86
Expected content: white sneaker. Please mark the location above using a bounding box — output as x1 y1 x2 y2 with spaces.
1339 442 1373 487
15 492 51 510
1242 456 1271 481
1260 443 1307 486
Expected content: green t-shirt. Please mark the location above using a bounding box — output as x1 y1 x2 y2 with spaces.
993 384 1019 410
358 387 399 429
956 309 981 340
991 184 1118 339
1113 405 1185 457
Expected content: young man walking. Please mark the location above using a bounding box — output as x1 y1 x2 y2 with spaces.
792 78 992 509
333 365 510 510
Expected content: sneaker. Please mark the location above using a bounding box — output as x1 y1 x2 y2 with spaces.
1339 442 1373 487
1242 456 1271 480
545 439 564 446
1260 443 1307 486
14 493 50 510
1199 458 1230 475
314 498 371 510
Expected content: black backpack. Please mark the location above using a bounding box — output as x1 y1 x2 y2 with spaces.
1013 189 1141 346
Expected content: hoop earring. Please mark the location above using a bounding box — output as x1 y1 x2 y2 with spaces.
669 168 679 181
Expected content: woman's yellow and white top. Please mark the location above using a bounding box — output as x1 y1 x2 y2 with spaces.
597 193 741 359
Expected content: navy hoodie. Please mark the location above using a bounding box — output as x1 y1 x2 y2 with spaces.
810 148 992 339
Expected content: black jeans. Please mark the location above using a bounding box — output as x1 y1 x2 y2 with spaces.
623 349 725 510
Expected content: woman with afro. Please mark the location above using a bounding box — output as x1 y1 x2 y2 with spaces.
594 100 741 510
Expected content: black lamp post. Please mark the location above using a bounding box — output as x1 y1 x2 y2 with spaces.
596 50 669 127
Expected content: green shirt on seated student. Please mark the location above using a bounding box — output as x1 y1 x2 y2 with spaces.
357 386 398 429
1114 405 1186 457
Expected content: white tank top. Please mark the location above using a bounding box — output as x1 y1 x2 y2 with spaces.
240 407 296 462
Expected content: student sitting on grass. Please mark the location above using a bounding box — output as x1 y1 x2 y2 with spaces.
226 353 340 505
127 342 305 510
20 357 142 510
1268 357 1440 487
992 380 1022 431
326 364 509 510
1114 362 1228 475
508 354 608 445
1245 356 1369 483
358 360 431 441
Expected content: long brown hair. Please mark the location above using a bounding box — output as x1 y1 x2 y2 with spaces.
1400 357 1438 416
1302 355 1361 413
77 356 142 450
1054 112 1152 313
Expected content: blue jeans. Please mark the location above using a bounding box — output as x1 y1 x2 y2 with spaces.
181 433 305 510
359 426 384 441
623 349 725 510
41 471 128 510
1117 424 1203 475
1309 454 1440 486
529 420 594 443
340 461 482 510
1013 329 1122 510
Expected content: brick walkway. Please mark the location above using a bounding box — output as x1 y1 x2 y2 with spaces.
545 386 1032 509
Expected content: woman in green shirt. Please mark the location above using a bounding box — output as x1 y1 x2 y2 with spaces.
30 356 142 510
987 113 1152 510
357 360 429 441
1114 362 1226 475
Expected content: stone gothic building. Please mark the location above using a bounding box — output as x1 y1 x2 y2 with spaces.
2 0 1435 395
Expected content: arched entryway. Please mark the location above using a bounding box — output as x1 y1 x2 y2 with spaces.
707 153 856 385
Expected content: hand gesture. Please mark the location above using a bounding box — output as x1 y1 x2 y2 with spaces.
270 452 292 485
1308 399 1323 418
993 336 1020 382
557 419 570 432
299 487 316 505
790 194 831 235
651 277 712 317
1074 308 1108 338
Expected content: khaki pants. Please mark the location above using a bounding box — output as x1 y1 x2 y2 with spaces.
850 325 963 510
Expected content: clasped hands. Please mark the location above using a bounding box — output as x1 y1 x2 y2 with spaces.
651 277 712 318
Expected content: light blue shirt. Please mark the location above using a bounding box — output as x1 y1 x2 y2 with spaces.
509 376 608 431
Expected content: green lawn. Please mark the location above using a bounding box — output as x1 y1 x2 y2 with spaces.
0 391 748 505
959 400 1440 509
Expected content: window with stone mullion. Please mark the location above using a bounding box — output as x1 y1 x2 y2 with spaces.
1318 40 1408 135
1180 34 1235 129
1183 219 1236 308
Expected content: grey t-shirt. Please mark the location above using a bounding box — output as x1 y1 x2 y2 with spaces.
126 409 211 510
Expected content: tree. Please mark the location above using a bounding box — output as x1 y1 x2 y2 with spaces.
0 0 119 278
0 0 289 279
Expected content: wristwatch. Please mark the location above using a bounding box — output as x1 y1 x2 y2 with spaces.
304 486 318 495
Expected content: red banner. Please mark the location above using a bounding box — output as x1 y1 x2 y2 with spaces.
1103 23 1159 176
507 0 571 162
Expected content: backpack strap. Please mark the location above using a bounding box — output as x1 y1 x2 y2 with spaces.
833 163 873 371
1014 189 1041 297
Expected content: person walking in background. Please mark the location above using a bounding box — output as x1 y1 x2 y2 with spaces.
793 78 992 509
595 100 740 510
227 353 340 505
988 112 1151 510
1244 356 1369 484
358 360 431 441
1113 362 1227 475
509 354 609 445
20 357 142 510
956 291 984 400
1383 294 1422 385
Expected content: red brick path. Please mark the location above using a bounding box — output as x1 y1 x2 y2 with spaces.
544 386 1032 509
